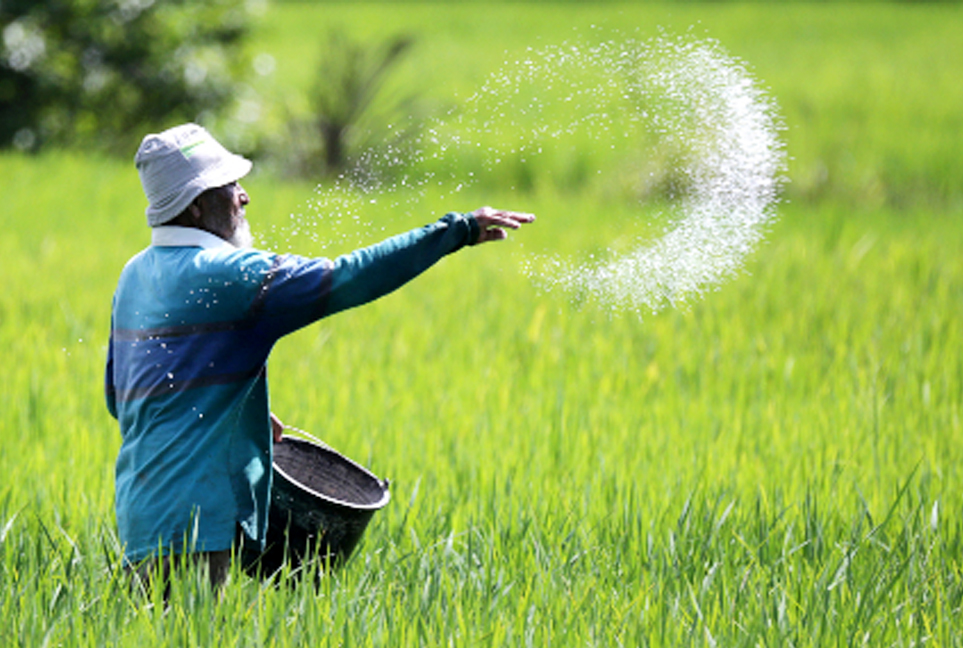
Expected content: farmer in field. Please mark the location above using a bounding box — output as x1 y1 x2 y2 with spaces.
105 123 533 591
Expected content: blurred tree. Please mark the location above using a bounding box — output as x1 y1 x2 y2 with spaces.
315 31 412 173
281 30 424 181
0 0 258 154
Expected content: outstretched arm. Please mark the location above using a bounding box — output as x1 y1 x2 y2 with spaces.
257 209 536 336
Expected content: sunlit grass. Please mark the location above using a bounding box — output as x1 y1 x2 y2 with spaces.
2 152 962 645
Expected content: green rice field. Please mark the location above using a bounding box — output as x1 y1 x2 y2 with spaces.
2 2 962 645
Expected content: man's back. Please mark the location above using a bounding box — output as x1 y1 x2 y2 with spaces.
109 230 277 563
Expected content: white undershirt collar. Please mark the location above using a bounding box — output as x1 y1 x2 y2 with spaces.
151 225 235 250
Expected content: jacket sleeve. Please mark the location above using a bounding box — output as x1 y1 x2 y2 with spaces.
256 212 479 337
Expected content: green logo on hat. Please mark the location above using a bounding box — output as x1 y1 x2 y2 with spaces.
180 139 208 158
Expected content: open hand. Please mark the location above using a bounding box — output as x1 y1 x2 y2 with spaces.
471 206 535 245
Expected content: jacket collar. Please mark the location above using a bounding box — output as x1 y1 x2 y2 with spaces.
151 226 235 250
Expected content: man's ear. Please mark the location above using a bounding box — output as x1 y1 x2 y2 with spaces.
188 199 203 223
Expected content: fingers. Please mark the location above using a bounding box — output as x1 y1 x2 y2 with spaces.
270 412 284 443
472 206 536 226
470 206 535 245
477 227 508 244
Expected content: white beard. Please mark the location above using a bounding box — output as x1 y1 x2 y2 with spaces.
229 218 253 249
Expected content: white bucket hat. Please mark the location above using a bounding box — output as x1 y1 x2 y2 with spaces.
135 123 252 227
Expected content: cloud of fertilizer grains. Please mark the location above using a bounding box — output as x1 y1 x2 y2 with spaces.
509 35 788 315
262 33 786 316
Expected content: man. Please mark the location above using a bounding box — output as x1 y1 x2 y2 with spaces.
105 123 533 590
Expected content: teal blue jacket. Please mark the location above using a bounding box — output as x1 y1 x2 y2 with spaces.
106 213 479 563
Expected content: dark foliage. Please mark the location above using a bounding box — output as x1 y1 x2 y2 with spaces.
0 0 255 154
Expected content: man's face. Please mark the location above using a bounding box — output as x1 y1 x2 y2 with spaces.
198 181 252 247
